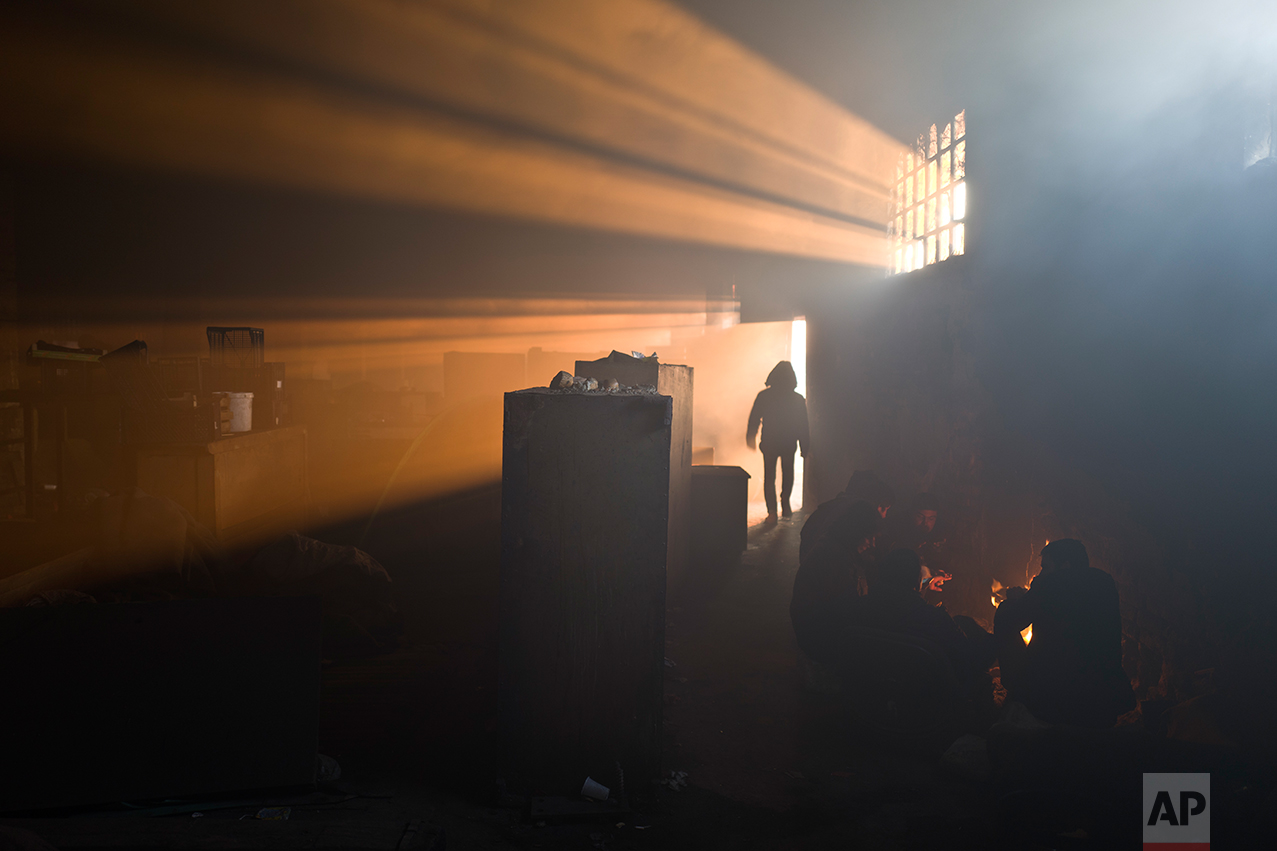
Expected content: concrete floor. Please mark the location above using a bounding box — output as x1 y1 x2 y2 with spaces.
356 511 1003 849
3 512 1013 850
648 512 999 849
7 500 1270 849
370 512 1001 849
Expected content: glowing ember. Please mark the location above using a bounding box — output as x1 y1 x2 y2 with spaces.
990 578 1005 610
991 580 1034 644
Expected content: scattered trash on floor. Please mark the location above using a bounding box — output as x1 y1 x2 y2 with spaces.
398 819 423 849
660 770 688 791
316 753 342 783
190 813 203 818
781 770 804 780
581 776 610 801
256 807 290 820
664 657 677 667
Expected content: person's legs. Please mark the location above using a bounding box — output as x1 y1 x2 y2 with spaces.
779 450 796 517
953 615 999 670
762 448 779 518
994 620 1030 698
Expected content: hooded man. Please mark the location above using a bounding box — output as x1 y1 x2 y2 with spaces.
790 499 881 665
994 538 1136 727
746 361 809 523
800 470 895 562
858 549 979 676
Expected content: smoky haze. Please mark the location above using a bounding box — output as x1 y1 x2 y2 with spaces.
681 0 1277 572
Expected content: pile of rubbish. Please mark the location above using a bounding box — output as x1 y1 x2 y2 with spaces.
546 371 656 395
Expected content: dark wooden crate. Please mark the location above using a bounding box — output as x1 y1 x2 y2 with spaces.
690 465 751 555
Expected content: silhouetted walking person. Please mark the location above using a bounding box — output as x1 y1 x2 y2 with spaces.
747 361 809 523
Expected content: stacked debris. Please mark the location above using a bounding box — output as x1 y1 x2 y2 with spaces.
545 370 657 395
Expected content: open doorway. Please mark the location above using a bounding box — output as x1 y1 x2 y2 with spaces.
743 317 805 525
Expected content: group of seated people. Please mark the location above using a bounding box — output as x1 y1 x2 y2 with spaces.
791 472 1136 729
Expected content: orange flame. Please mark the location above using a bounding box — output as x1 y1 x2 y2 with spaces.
991 579 1033 643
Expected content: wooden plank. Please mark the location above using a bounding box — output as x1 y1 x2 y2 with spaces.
660 365 695 592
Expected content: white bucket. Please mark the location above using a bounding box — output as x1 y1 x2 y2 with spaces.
227 392 254 433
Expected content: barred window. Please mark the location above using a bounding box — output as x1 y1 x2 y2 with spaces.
890 110 966 274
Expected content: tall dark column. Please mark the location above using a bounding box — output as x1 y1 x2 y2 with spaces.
499 388 671 795
576 352 691 591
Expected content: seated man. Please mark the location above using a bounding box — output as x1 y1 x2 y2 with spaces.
882 493 941 552
857 548 984 688
799 470 894 563
790 499 881 665
881 493 952 601
994 538 1136 728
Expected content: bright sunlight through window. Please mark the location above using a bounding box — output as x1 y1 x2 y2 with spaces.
890 110 966 275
